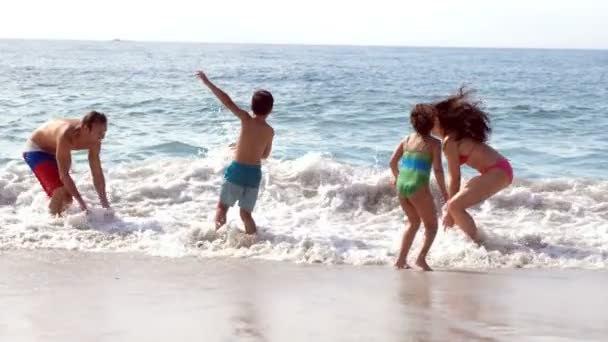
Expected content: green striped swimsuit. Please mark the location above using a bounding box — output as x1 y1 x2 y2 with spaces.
396 151 432 198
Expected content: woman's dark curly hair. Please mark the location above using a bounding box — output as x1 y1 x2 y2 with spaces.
433 87 491 143
410 103 436 136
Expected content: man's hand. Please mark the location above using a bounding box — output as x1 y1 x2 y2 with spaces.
196 70 209 84
88 143 109 213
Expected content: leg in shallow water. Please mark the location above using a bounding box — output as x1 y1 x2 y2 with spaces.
49 187 71 216
239 209 257 235
447 169 510 244
409 187 438 271
395 196 421 269
215 202 228 230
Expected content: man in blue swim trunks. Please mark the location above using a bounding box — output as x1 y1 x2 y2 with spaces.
197 70 274 234
23 111 111 215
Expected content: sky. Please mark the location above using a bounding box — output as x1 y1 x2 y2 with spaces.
0 0 607 49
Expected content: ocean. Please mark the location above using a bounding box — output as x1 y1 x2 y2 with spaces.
1 39 607 268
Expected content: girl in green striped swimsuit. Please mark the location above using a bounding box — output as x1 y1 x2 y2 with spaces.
389 104 448 271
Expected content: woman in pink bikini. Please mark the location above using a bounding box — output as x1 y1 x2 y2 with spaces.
432 88 514 244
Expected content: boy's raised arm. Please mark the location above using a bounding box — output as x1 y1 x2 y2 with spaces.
196 70 250 121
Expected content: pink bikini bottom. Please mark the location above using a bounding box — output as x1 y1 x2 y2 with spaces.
480 159 513 184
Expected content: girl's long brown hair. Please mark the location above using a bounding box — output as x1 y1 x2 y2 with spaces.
434 87 491 143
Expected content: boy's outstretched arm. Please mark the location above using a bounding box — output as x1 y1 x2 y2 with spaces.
196 70 250 121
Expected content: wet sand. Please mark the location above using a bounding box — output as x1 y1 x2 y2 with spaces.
1 250 607 341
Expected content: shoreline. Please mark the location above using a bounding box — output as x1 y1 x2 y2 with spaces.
1 249 607 341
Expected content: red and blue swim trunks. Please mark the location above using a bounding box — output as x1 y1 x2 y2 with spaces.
23 141 63 197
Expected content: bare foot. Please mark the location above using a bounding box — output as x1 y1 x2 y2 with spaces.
415 258 433 272
215 204 227 230
215 215 226 229
237 233 258 247
394 259 412 269
473 229 488 247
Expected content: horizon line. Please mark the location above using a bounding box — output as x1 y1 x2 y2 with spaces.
1 36 606 52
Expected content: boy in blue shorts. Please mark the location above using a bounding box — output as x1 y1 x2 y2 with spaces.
196 70 275 234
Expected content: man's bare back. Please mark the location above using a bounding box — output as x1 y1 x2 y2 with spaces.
31 119 95 153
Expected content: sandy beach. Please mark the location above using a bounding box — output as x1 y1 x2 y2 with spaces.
1 250 607 341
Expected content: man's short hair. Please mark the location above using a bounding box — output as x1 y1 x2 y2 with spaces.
82 111 107 129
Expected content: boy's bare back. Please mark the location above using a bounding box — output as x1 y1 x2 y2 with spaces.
235 118 274 165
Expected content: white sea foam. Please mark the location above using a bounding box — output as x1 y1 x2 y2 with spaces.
1 152 607 269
